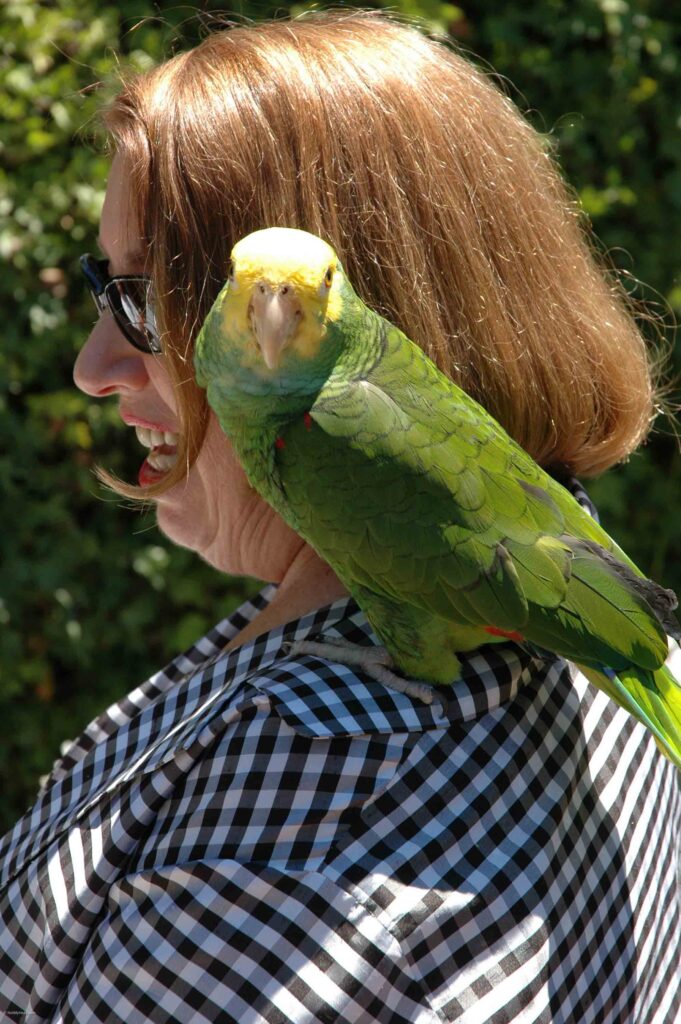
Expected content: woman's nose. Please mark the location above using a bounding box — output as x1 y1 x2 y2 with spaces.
73 315 150 397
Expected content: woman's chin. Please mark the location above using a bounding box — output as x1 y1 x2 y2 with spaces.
154 495 207 554
155 498 237 573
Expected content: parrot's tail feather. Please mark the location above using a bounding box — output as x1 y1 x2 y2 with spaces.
576 660 681 769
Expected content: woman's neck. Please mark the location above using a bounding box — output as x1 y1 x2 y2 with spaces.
225 542 349 651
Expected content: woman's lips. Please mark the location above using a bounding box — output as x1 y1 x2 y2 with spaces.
120 412 178 434
121 414 180 486
138 445 179 486
138 457 167 487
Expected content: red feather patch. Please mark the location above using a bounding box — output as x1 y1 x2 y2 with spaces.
484 626 525 643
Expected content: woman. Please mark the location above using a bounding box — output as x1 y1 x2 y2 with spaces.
1 12 678 1023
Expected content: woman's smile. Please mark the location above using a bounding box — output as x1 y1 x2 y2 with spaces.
119 410 180 483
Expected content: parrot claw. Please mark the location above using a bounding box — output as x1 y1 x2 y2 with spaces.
286 638 439 706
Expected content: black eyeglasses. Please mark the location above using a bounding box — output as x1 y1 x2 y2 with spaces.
79 253 162 354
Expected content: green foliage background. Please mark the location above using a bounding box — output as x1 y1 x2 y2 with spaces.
1 0 679 831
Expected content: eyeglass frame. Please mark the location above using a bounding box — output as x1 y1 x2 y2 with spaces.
79 253 162 355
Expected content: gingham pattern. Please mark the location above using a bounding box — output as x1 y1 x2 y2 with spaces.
1 494 679 1022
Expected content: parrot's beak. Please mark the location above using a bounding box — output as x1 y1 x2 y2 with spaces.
249 281 303 370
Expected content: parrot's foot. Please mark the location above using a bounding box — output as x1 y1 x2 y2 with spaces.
286 638 437 705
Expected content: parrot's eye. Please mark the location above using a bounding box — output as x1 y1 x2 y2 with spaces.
317 265 335 298
227 258 237 291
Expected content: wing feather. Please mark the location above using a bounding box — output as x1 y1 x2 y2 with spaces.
277 325 669 673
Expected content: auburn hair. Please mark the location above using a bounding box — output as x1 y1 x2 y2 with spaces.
98 10 661 498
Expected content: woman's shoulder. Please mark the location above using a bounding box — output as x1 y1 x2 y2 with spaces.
13 579 676 878
39 587 553 791
30 579 673 821
0 589 550 875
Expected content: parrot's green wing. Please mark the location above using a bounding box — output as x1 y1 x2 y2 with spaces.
275 323 670 682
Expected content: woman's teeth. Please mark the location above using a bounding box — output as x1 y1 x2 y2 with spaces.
135 425 179 471
135 426 178 448
146 450 177 471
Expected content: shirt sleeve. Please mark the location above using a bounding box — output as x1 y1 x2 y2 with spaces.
54 860 437 1024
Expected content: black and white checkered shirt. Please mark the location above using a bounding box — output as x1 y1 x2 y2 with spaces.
1 585 680 1022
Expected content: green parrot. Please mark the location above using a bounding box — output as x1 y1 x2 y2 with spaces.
194 226 681 767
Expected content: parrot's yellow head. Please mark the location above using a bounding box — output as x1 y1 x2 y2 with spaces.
220 227 345 372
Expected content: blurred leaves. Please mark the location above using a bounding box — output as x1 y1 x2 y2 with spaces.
1 0 679 829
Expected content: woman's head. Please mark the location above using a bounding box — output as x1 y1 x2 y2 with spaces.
79 11 658 509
